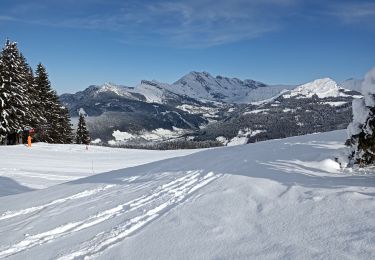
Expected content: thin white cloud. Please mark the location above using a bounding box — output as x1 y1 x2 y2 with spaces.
39 0 298 47
8 0 374 47
326 1 375 24
137 0 290 47
0 15 15 22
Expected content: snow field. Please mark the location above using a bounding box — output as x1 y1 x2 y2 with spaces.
0 130 374 259
0 143 202 193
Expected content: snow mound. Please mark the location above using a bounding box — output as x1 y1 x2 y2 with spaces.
305 159 341 173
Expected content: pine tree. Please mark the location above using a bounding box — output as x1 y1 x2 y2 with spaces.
19 53 41 129
0 40 30 143
76 113 90 145
0 40 72 145
48 90 65 143
34 63 56 142
57 106 74 144
34 63 73 143
347 67 375 167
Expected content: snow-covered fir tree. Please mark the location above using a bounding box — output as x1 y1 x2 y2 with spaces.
19 53 42 129
0 40 30 143
76 113 90 145
347 67 375 167
34 63 73 143
0 39 73 144
34 63 58 142
57 106 74 144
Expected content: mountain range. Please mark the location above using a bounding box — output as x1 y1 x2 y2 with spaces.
60 72 362 147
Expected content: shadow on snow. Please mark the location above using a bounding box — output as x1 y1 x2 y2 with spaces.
0 176 34 197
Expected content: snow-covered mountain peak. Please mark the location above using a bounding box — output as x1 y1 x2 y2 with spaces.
175 71 266 89
83 82 139 100
283 78 345 99
173 71 213 85
97 82 129 93
132 80 171 103
168 71 273 103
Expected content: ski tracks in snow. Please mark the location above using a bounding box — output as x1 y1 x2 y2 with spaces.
0 171 221 259
0 185 116 221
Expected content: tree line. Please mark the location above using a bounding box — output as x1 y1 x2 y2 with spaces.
0 40 90 145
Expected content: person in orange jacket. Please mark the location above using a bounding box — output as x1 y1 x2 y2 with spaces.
27 135 32 147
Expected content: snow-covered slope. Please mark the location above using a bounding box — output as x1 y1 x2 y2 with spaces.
0 131 374 259
0 144 201 193
130 80 167 103
126 80 191 104
283 78 350 99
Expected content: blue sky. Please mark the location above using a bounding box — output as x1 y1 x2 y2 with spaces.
1 0 374 93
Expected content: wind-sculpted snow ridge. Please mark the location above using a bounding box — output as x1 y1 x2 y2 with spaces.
0 171 221 259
